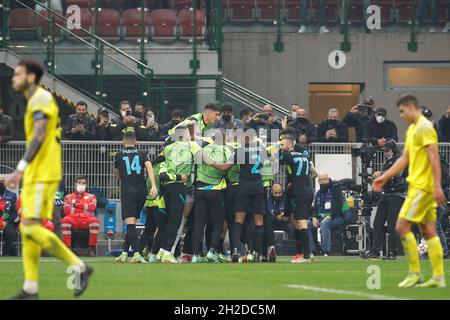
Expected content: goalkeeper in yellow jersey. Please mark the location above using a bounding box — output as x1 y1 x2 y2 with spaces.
4 59 93 299
373 94 447 288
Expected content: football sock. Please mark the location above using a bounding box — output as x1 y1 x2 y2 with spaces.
20 224 82 283
23 280 38 295
231 222 243 253
401 232 421 274
254 225 264 256
299 229 311 258
126 224 138 253
426 236 444 278
294 229 302 254
245 223 255 252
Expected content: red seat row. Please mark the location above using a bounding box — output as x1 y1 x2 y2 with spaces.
64 0 206 10
9 8 205 42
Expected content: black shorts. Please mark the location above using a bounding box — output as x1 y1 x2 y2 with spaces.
235 193 266 215
293 194 313 220
121 192 147 220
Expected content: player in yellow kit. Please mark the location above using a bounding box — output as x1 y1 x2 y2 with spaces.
373 94 447 288
4 59 93 299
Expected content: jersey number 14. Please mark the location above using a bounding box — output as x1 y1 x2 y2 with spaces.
123 155 142 175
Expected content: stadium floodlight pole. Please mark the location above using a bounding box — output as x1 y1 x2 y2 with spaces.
216 0 224 69
45 0 56 76
273 0 284 53
341 0 351 52
407 0 418 52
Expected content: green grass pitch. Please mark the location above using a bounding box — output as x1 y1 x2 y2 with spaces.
1 256 450 300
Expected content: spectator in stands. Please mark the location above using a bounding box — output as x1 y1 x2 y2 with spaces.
35 0 63 13
214 104 243 130
96 107 113 140
134 101 147 120
298 0 330 34
286 107 317 145
366 108 398 147
317 108 349 142
343 97 376 142
0 104 14 143
64 101 97 140
438 105 450 142
308 172 352 256
61 176 99 256
144 108 161 141
0 177 19 256
444 2 450 32
262 104 282 130
160 109 185 141
239 108 253 129
110 100 148 141
416 0 439 33
422 107 442 141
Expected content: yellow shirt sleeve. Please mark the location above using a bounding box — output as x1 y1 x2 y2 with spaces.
417 122 437 147
190 141 202 155
29 89 54 117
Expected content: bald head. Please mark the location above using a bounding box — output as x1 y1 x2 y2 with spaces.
318 172 330 185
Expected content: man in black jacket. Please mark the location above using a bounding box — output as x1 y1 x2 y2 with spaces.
160 109 185 141
0 105 14 143
96 107 113 141
110 100 148 141
288 107 317 145
362 140 406 260
64 101 97 140
366 108 398 147
317 108 349 142
343 97 376 142
438 105 450 142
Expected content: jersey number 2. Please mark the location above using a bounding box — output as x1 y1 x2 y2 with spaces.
251 154 261 174
123 155 142 175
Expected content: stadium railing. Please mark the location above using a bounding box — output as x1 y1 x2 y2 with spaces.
2 142 450 201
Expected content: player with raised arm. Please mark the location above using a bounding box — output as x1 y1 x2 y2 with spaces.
373 94 447 288
5 59 92 299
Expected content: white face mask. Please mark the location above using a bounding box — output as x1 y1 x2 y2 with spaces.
76 184 86 193
291 112 297 118
376 116 385 124
121 111 127 118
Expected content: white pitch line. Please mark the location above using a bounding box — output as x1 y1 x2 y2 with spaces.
286 284 408 300
0 259 95 263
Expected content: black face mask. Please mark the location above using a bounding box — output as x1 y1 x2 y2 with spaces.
222 114 232 122
328 119 338 126
171 119 180 126
298 117 307 123
319 184 329 192
272 195 283 201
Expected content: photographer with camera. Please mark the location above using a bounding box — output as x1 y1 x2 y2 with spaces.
343 97 376 142
366 108 398 148
362 140 406 260
110 100 148 141
96 107 113 141
64 101 97 140
284 107 317 145
317 108 349 142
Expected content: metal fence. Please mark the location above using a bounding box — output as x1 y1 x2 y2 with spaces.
1 142 450 200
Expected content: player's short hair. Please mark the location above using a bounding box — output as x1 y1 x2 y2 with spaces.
76 101 87 108
123 131 136 142
135 101 145 107
282 136 295 146
397 94 419 108
18 59 44 84
204 103 220 112
75 175 88 183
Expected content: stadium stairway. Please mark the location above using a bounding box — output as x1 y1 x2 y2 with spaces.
0 48 114 116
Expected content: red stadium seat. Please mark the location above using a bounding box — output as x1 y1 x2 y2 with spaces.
348 0 364 24
122 8 150 39
150 9 177 41
284 0 302 23
256 0 279 23
66 0 92 8
97 9 121 41
9 9 37 40
376 1 395 23
229 0 256 22
173 0 206 10
38 11 65 39
178 8 205 39
311 0 340 24
66 8 93 39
